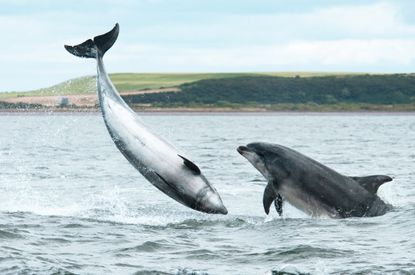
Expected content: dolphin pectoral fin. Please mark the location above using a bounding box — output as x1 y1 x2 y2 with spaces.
274 194 283 216
350 175 393 194
178 155 201 175
151 171 179 195
263 181 278 215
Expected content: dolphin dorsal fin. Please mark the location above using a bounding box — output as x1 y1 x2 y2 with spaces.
178 155 201 175
263 181 283 215
350 175 392 194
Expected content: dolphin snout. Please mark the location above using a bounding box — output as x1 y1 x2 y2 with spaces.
237 146 250 155
196 189 228 215
205 196 228 215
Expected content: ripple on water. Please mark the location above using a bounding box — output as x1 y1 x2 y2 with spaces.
0 229 23 239
132 270 172 275
117 240 176 253
243 245 354 263
268 265 311 275
163 217 259 230
61 223 89 229
40 237 72 244
0 265 21 274
276 245 353 259
174 268 210 275
183 249 220 260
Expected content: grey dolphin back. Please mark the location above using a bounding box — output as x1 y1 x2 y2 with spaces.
64 23 119 58
350 175 392 194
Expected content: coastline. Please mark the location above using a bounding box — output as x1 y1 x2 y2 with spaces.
1 107 414 116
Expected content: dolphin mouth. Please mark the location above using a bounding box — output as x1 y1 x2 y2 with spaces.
237 146 250 155
201 204 228 215
194 187 228 215
194 194 228 215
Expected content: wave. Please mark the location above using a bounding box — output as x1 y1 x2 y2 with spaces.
117 240 175 253
0 229 23 239
133 269 209 275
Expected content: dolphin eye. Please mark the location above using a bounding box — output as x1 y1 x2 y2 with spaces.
256 152 265 159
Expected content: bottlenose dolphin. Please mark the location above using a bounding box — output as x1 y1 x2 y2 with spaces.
65 24 227 214
237 142 392 218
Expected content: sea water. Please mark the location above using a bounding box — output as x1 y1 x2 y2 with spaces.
0 113 414 274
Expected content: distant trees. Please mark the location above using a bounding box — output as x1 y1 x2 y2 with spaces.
121 74 415 106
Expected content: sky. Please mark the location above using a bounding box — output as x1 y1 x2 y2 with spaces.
1 0 415 91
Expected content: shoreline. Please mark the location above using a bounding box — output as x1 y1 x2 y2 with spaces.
1 108 415 116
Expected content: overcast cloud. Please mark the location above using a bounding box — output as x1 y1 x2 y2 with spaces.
1 0 415 91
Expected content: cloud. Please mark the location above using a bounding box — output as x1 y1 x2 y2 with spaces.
129 1 415 46
1 1 415 91
108 39 415 73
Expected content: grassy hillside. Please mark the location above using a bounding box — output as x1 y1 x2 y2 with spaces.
110 71 358 91
122 74 415 106
3 72 414 112
0 72 356 99
0 76 95 99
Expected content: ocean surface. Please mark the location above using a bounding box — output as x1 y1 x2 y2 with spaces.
0 112 414 274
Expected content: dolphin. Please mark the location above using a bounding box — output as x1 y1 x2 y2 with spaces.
64 24 227 214
237 142 392 218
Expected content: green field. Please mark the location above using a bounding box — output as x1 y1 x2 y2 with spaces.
0 76 95 99
0 72 358 99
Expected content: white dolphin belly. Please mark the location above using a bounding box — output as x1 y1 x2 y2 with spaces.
102 96 186 179
279 180 340 218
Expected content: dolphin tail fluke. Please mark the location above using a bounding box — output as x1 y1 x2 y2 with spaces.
64 23 119 59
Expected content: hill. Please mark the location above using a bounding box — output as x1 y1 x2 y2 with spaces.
0 72 354 99
1 72 415 111
122 74 415 109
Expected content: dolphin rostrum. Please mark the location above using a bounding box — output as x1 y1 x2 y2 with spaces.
65 24 227 214
237 142 392 218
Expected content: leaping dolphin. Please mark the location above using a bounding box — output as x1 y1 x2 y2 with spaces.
237 142 392 218
65 24 227 214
